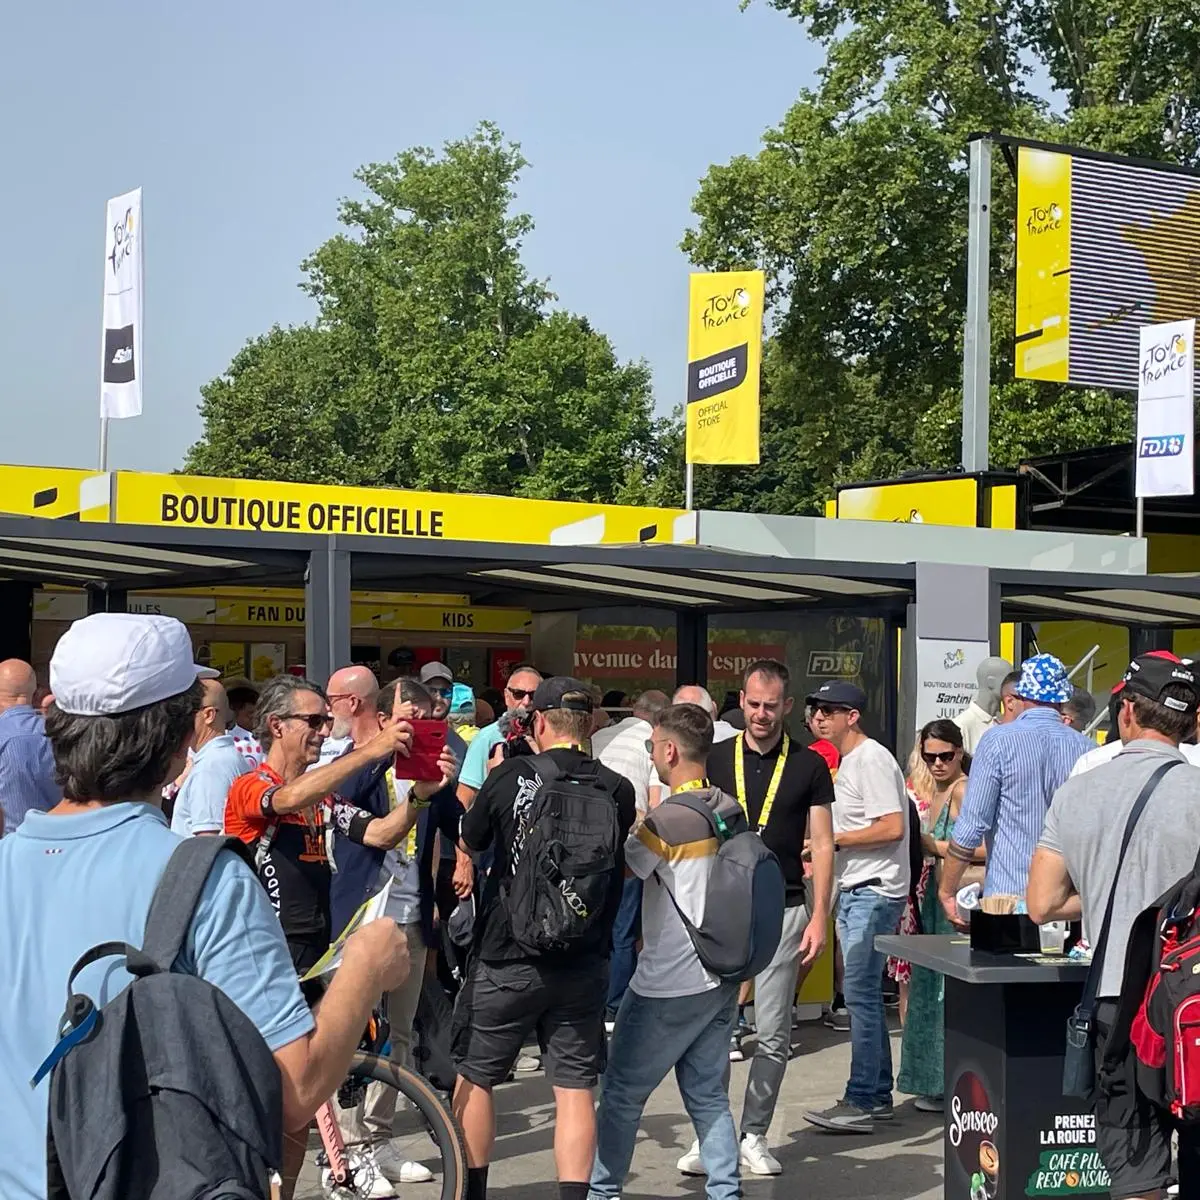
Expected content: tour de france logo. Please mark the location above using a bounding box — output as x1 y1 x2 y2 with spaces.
949 1070 1000 1199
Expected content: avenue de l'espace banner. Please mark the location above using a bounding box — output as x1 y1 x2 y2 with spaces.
685 270 764 465
1136 317 1195 498
101 187 143 420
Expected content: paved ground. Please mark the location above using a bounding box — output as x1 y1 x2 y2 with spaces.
299 1017 944 1199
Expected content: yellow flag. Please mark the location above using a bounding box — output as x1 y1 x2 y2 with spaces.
685 270 764 465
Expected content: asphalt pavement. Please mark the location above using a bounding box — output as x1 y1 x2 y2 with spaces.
298 1017 943 1198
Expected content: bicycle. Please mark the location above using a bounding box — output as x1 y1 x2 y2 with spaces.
312 1052 467 1199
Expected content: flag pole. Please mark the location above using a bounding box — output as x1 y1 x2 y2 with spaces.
685 461 694 511
1136 496 1144 539
98 417 109 471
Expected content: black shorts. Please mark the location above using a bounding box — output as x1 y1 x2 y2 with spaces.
452 957 608 1089
289 939 328 1010
1095 1001 1200 1198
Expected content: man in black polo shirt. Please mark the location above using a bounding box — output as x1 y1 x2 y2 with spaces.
680 658 834 1178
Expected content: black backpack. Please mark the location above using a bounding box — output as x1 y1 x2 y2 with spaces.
504 753 622 956
660 792 786 983
41 836 283 1200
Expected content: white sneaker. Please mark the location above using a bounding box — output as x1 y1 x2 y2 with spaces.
739 1133 782 1176
604 1019 616 1035
373 1139 435 1184
322 1147 396 1198
514 1053 542 1073
676 1138 706 1176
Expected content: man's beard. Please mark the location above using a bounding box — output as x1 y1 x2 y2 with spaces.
331 716 352 740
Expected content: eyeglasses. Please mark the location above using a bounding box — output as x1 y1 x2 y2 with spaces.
506 686 536 701
922 750 958 765
326 692 357 705
279 712 334 732
813 703 852 717
644 738 656 754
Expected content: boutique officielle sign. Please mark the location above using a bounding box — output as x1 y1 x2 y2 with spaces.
915 639 989 730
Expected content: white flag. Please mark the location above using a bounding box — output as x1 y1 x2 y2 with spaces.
1135 318 1195 498
100 188 143 420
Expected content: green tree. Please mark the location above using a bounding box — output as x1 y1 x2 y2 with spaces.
186 123 660 503
681 0 1200 513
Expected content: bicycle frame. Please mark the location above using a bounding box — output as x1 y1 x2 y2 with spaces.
315 1098 354 1190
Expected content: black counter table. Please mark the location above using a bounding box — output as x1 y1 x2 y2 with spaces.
877 934 1113 1199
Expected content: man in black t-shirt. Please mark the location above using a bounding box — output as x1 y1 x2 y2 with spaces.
681 658 834 1180
454 677 636 1200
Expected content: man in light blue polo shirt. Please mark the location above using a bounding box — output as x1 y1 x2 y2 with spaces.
171 675 251 835
0 613 411 1200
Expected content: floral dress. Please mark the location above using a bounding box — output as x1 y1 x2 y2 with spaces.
897 800 957 1097
887 787 931 985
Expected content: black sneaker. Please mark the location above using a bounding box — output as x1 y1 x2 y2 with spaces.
803 1100 875 1133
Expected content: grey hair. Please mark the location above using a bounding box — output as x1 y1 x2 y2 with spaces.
254 675 328 750
671 684 717 717
45 679 202 802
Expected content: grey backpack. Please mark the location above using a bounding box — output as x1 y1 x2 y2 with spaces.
661 792 786 983
41 836 283 1200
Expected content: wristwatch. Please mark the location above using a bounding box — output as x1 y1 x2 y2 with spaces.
406 786 431 810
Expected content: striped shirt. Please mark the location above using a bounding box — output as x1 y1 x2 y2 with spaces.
953 707 1091 896
0 706 58 835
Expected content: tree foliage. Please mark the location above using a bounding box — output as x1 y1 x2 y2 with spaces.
186 124 659 503
680 0 1200 513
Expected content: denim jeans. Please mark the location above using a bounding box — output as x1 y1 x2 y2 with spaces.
836 888 906 1110
590 983 741 1200
605 876 643 1017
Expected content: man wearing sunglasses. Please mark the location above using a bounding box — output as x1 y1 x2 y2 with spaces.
802 680 910 1135
170 675 250 837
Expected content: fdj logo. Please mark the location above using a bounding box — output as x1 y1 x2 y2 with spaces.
1138 435 1186 458
1141 334 1189 384
1026 202 1063 235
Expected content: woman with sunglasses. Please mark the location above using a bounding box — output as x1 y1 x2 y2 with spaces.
895 719 983 1113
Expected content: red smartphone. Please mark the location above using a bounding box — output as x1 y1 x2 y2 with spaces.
401 719 448 783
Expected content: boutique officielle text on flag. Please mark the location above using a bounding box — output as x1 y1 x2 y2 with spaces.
1135 317 1195 499
685 270 764 465
100 187 143 420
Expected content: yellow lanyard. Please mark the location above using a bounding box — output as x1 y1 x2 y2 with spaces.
734 732 790 831
383 768 418 860
674 777 709 793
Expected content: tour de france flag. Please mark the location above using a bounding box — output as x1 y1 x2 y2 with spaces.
685 270 765 465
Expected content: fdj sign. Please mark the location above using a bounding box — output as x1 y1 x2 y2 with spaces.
1138 435 1185 458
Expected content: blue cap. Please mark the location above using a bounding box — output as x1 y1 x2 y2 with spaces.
1014 653 1073 705
450 682 475 715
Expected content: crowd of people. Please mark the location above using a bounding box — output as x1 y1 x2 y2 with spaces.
1 613 1198 1199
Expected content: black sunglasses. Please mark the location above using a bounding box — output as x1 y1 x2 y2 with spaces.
922 750 957 765
506 686 536 701
813 703 852 717
280 712 333 732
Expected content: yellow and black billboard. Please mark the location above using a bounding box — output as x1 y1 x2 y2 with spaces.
685 270 764 465
1014 139 1200 390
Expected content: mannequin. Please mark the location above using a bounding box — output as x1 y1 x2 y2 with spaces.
953 656 1013 753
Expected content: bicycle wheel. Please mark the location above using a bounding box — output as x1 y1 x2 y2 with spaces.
344 1053 467 1200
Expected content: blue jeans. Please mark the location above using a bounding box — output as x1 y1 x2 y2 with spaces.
837 888 906 1110
605 876 642 1017
590 983 741 1200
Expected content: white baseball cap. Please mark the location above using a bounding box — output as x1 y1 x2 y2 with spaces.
50 613 218 716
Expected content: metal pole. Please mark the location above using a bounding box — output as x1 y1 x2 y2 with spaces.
98 416 109 471
685 461 694 511
961 137 993 473
1136 496 1145 539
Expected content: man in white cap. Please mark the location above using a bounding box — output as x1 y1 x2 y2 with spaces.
0 614 410 1200
419 661 455 720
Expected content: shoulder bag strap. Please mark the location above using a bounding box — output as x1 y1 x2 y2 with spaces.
1079 759 1182 1021
139 835 251 971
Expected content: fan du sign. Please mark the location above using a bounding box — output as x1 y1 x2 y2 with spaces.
1136 318 1195 498
915 639 989 729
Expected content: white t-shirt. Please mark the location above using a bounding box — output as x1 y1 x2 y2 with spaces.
594 716 656 814
1071 738 1200 777
832 737 910 899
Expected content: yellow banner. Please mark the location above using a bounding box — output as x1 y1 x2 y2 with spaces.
685 270 764 465
1015 147 1071 382
0 465 112 521
836 478 978 526
114 471 689 546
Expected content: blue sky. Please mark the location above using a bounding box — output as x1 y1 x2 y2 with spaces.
1 1 818 473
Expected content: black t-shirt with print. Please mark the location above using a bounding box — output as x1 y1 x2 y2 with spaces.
708 734 834 906
461 748 637 963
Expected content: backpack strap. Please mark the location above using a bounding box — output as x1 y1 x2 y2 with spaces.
139 836 254 972
1079 759 1181 1026
664 791 739 842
